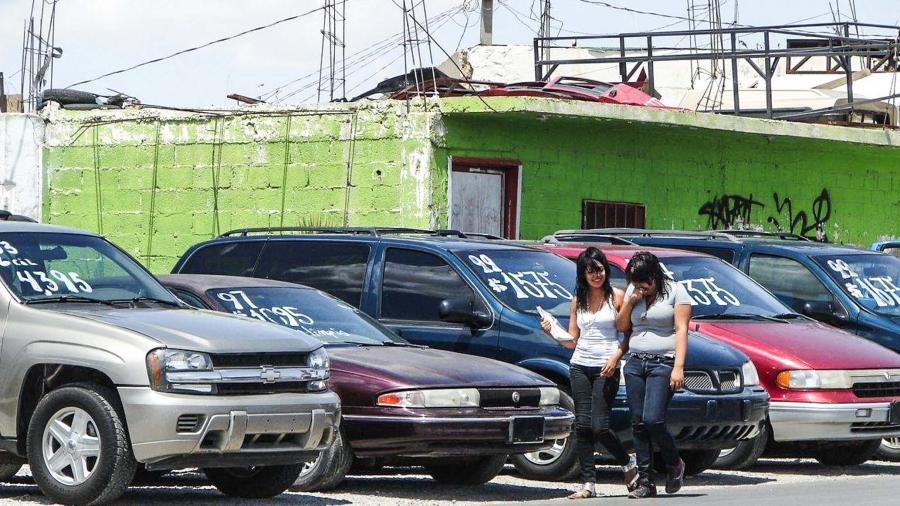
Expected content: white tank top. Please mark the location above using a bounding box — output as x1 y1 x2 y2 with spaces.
570 300 622 367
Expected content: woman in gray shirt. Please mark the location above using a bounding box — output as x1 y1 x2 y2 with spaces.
615 251 691 499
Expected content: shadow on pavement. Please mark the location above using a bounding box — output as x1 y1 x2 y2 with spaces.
749 458 900 476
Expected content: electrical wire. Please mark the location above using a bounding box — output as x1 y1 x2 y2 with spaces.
65 4 330 89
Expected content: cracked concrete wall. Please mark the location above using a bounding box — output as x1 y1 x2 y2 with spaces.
0 114 44 219
42 102 441 272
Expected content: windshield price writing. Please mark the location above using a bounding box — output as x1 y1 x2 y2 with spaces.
0 241 93 296
468 254 572 300
679 278 741 306
216 289 351 338
827 259 900 308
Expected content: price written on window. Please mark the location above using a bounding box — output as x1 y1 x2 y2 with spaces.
468 254 572 300
827 259 900 308
678 277 741 306
0 241 93 296
217 290 315 326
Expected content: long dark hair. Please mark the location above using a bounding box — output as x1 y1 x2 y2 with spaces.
625 251 670 305
575 247 613 312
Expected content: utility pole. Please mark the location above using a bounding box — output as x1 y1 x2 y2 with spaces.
480 0 493 45
539 1 551 79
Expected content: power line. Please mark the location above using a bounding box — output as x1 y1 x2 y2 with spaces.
65 4 330 89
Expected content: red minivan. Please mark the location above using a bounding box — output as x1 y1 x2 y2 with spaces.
540 242 900 468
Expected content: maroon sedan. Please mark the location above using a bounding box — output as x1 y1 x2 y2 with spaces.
158 274 573 490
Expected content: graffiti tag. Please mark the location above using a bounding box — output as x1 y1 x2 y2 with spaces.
697 188 832 241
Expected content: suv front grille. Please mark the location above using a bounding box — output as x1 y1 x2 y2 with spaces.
479 388 541 409
852 381 900 398
216 382 310 395
210 352 309 368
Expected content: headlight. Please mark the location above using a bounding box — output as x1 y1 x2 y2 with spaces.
539 386 560 406
377 388 480 408
741 361 760 387
308 347 330 371
775 370 852 389
147 348 214 394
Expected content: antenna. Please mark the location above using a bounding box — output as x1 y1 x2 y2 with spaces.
20 0 61 113
317 0 347 102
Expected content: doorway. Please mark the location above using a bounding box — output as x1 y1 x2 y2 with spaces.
449 158 520 239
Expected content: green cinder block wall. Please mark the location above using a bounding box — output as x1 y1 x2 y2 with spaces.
43 103 441 272
435 108 900 245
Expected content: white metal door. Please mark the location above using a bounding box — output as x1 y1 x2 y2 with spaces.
450 171 503 237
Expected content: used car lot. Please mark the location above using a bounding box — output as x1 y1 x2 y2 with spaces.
173 227 769 480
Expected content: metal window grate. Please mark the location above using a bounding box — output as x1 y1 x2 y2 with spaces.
582 200 646 229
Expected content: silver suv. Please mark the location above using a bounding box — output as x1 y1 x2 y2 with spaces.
0 221 340 504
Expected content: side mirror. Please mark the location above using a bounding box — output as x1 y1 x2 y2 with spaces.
439 298 492 328
802 301 847 323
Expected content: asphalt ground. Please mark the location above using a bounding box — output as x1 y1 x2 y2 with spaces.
0 459 897 505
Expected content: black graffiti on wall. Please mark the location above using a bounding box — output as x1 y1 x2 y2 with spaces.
698 194 765 230
697 188 832 241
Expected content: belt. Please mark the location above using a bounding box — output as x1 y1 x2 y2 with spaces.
629 352 674 361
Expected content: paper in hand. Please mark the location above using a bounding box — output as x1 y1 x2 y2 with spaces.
537 306 574 342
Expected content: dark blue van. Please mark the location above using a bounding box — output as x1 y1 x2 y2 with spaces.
172 227 768 479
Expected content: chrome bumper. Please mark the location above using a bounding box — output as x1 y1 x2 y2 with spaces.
769 401 900 441
118 387 340 464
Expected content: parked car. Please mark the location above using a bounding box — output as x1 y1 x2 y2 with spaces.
555 231 900 462
0 221 340 504
157 274 574 490
872 240 900 258
172 227 769 480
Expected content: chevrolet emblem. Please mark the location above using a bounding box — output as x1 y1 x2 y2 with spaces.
260 367 281 383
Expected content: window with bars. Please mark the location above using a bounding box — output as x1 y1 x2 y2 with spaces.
582 200 646 229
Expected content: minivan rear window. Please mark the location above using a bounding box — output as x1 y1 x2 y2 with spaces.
253 241 370 308
814 254 900 316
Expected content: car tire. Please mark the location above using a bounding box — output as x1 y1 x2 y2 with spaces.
814 439 882 466
291 429 353 491
509 390 578 481
680 449 721 476
0 463 22 482
715 422 769 470
204 464 303 498
26 385 137 505
41 88 99 105
425 455 508 485
875 437 900 462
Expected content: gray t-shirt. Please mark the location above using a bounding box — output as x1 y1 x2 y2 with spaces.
625 280 692 356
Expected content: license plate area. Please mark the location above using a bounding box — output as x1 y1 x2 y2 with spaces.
890 401 900 425
509 416 544 444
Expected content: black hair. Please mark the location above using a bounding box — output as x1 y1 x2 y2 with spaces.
625 251 670 305
575 247 613 312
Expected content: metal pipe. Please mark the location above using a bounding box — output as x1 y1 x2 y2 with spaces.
764 31 773 118
731 32 740 116
480 0 493 46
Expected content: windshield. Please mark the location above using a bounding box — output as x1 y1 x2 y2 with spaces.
0 232 177 304
814 254 900 317
458 249 574 317
207 286 406 345
660 257 792 317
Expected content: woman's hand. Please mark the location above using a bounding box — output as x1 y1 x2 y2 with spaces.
626 286 645 306
600 360 618 377
670 366 684 391
539 317 552 335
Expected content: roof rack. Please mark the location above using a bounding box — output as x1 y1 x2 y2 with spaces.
542 232 636 246
718 230 813 241
553 228 741 241
220 226 507 240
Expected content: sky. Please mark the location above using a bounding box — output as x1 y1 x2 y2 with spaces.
0 0 898 107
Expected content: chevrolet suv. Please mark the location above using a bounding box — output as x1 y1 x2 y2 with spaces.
0 222 339 504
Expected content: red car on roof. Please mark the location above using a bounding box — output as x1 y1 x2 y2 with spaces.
539 242 900 469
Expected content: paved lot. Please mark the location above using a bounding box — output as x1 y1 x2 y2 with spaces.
0 459 897 505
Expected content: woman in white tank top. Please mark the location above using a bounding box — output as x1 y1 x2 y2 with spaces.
540 247 635 499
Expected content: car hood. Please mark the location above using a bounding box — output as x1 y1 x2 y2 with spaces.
329 345 553 390
694 319 900 369
683 330 749 368
57 307 323 353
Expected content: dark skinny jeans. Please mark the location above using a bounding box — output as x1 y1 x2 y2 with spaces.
623 355 681 482
569 363 631 483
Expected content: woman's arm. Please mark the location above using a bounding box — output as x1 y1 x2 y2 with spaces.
601 288 629 377
616 284 640 333
669 303 690 390
559 297 580 350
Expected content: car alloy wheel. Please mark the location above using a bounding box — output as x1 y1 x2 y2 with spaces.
42 407 101 486
882 437 900 450
297 455 320 479
523 437 567 465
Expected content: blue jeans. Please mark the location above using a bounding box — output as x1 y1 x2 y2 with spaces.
623 355 680 481
569 364 630 483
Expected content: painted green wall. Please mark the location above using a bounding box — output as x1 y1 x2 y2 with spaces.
436 110 900 245
43 104 439 272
